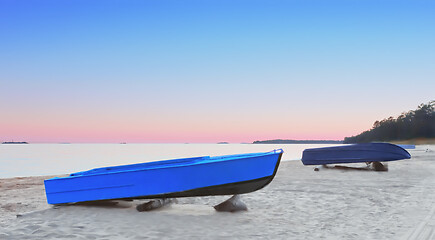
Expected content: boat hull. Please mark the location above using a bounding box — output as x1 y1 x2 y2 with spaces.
45 150 283 204
301 143 410 165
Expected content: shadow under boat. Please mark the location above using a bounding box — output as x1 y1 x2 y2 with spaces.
315 162 389 172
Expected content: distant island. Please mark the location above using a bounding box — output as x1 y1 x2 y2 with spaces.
253 139 343 144
344 101 435 144
2 141 28 144
217 142 229 144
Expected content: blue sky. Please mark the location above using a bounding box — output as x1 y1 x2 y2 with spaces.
1 0 434 142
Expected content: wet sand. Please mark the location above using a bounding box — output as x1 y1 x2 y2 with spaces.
1 146 434 239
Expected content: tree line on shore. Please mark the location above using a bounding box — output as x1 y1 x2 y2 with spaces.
344 101 435 143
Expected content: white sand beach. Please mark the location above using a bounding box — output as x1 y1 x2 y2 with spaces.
1 146 434 239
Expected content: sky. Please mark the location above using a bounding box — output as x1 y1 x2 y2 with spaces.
0 0 434 143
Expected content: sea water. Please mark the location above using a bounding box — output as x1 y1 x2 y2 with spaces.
0 143 340 178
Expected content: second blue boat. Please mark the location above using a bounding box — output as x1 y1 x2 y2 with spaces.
301 143 411 165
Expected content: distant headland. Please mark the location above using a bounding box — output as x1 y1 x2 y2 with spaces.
2 141 28 144
253 139 343 144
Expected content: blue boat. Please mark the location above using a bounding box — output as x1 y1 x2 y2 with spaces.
44 149 283 205
397 144 416 149
301 143 411 166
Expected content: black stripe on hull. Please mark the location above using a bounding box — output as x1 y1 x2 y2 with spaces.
120 151 283 200
124 176 271 200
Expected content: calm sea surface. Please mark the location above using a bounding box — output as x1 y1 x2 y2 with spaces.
0 143 341 178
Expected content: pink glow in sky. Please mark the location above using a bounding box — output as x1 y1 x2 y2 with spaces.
1 107 379 143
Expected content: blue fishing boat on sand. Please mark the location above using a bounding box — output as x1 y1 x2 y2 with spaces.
44 149 283 205
301 143 410 167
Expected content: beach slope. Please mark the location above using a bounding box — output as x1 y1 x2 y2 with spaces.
1 146 434 239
